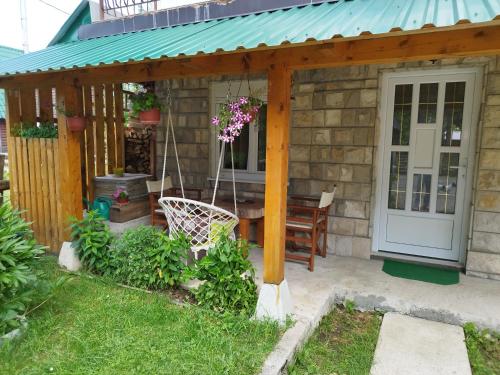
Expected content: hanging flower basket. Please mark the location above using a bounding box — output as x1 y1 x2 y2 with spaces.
130 91 162 125
66 116 86 132
211 96 263 143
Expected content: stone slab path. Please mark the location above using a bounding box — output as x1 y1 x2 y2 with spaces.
371 313 471 375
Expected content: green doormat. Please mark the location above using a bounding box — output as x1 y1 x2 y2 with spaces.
382 259 459 285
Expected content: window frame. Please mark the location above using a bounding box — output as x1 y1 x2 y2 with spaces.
209 79 268 183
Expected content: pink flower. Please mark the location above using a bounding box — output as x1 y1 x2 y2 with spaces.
211 116 220 126
239 96 248 105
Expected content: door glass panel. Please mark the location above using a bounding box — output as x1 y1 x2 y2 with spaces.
436 153 459 214
411 174 431 212
418 83 438 123
392 84 413 146
388 151 408 210
442 81 465 147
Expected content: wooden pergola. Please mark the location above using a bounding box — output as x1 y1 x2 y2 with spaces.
1 21 500 319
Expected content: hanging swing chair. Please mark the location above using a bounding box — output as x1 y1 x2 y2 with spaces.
158 83 257 257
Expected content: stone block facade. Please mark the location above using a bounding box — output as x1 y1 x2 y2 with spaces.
155 56 500 279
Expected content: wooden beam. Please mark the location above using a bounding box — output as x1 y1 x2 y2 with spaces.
94 85 106 176
114 84 125 169
19 88 36 124
105 84 116 172
263 64 291 285
1 22 500 89
56 84 84 240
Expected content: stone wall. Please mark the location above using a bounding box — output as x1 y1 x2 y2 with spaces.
289 66 377 258
155 57 500 279
467 58 500 280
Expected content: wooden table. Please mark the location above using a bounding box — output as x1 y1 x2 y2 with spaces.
207 198 265 246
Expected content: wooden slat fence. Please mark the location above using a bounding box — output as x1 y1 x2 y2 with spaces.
5 84 125 252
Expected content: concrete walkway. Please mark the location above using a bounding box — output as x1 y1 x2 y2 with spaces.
371 313 471 375
251 249 500 374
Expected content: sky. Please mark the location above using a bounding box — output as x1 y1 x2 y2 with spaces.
0 0 202 52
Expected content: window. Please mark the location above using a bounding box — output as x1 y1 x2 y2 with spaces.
211 80 267 182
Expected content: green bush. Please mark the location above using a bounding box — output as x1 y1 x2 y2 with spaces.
194 236 257 316
0 203 45 335
12 122 58 139
69 211 114 275
110 226 190 289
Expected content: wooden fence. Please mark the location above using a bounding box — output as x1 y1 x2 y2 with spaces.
5 84 125 252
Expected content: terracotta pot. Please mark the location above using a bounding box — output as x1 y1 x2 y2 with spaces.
67 116 86 132
116 197 129 204
139 108 161 124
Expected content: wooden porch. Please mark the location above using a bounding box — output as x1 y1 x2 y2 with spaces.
2 20 500 319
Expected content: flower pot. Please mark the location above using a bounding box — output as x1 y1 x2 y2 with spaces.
116 197 129 205
139 108 161 124
67 116 86 132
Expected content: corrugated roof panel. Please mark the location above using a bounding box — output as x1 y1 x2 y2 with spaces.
0 46 23 118
0 0 498 77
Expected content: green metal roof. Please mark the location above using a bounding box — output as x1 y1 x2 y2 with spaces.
48 1 92 46
0 0 499 78
0 46 23 118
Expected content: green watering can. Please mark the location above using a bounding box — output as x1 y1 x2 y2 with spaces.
83 197 113 220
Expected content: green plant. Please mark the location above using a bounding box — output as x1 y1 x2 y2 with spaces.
344 299 356 314
69 211 114 275
12 122 58 139
0 203 45 335
110 225 190 289
464 322 500 375
56 106 79 118
194 236 257 316
130 91 161 116
113 167 124 177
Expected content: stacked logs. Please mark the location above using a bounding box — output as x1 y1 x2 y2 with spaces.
124 126 155 176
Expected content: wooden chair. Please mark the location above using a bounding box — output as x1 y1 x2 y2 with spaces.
146 176 203 228
285 189 336 272
0 155 8 205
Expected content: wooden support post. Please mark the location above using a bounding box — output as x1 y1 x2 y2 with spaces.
56 84 84 240
263 64 292 285
94 85 106 176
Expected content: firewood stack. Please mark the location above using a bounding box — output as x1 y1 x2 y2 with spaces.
124 126 155 176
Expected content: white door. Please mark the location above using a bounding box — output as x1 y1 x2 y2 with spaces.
378 70 478 261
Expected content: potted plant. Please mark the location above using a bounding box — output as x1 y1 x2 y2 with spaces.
58 107 86 132
112 186 129 205
113 167 124 177
130 91 161 124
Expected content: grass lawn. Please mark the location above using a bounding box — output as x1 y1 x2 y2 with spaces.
288 305 382 375
465 323 500 375
0 258 282 375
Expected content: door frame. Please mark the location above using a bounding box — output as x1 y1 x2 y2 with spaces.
372 67 483 264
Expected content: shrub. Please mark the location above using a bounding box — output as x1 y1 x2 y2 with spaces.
110 225 190 289
12 122 58 139
0 203 45 336
69 211 114 275
194 236 257 316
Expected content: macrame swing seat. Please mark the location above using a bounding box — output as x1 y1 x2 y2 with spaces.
158 98 239 256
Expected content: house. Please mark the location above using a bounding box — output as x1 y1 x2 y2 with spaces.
0 45 22 154
0 0 499 321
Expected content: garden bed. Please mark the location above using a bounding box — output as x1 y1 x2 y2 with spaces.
0 258 282 375
288 304 382 375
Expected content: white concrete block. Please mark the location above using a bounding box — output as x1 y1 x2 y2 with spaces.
371 313 471 375
58 242 82 272
255 279 293 324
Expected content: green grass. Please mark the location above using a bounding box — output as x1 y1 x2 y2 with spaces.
464 323 500 375
0 258 282 375
288 305 382 375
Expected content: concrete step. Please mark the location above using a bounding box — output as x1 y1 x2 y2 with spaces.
371 313 471 375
